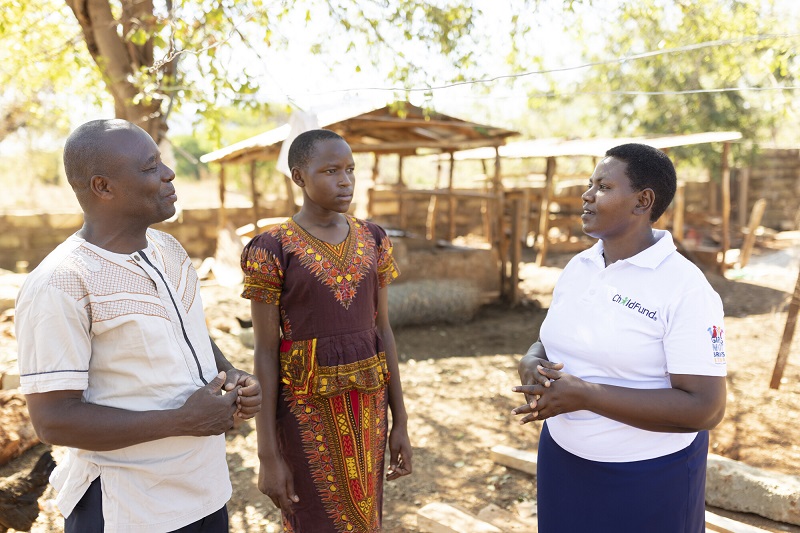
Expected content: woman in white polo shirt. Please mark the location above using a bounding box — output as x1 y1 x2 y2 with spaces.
513 143 727 533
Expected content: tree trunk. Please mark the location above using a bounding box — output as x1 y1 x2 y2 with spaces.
65 0 168 143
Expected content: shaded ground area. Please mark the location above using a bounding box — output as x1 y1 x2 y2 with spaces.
4 243 800 532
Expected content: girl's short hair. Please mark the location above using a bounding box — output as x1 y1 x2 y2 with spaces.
288 129 347 170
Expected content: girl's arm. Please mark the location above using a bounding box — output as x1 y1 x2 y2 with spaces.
251 300 299 512
376 286 412 480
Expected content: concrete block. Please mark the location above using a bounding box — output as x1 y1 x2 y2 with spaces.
704 510 771 533
1 371 20 390
490 445 537 476
417 502 501 533
476 503 534 532
706 453 800 526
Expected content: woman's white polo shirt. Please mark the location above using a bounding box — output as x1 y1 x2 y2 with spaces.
540 230 726 462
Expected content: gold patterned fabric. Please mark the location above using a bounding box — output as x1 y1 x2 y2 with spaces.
241 217 399 533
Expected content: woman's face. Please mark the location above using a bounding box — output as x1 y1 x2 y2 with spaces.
581 156 641 241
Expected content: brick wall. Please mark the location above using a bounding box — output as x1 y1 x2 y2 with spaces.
0 206 274 272
746 148 800 230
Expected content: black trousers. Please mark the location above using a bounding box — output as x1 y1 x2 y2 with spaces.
65 477 229 533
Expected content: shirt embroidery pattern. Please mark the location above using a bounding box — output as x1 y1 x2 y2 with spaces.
49 247 171 323
151 234 198 313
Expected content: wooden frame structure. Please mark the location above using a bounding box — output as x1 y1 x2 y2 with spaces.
200 102 518 232
450 132 744 298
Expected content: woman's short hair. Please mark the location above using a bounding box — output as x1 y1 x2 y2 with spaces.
288 129 346 171
606 143 677 222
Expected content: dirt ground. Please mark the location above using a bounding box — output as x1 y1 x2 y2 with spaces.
4 242 800 533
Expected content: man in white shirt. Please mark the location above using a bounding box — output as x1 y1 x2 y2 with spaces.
16 119 261 532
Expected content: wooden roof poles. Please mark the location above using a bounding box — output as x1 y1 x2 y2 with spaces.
535 156 557 267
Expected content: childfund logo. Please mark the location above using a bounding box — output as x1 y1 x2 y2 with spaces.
612 294 658 321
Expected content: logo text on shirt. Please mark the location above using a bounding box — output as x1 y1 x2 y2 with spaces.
612 294 658 321
708 325 726 365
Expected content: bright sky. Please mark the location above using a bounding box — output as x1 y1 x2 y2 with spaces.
8 0 800 142
171 0 583 134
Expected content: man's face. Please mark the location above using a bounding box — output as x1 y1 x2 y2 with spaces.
104 125 177 225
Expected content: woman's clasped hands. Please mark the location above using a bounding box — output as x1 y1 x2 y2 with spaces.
513 356 589 424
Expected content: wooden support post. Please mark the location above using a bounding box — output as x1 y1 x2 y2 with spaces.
397 155 405 187
739 198 767 269
367 188 375 221
372 154 381 184
509 197 523 306
673 181 685 242
521 188 532 247
769 266 800 389
481 197 492 245
249 160 259 227
720 142 731 274
283 173 296 215
536 157 556 267
218 165 227 228
738 166 750 230
480 159 491 245
426 195 438 241
708 169 718 216
368 154 381 219
656 147 673 231
448 152 456 241
494 147 507 295
399 191 408 230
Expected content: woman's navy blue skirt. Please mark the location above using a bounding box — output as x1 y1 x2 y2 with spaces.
537 422 708 533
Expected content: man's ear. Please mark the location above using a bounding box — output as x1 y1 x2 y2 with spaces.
633 188 655 216
291 167 305 187
89 174 114 200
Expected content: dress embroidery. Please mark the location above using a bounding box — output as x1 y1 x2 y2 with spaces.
286 384 387 533
241 246 284 305
280 217 375 310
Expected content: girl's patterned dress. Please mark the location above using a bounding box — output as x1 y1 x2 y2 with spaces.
241 216 399 533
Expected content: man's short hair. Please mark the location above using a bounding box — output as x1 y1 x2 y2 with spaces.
605 143 677 222
288 129 346 171
63 119 131 198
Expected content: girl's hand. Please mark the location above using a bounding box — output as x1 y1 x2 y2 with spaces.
386 423 412 481
258 456 299 514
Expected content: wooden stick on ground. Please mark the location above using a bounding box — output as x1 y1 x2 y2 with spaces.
770 265 800 389
738 198 766 269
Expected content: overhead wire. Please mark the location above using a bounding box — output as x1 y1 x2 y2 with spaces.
301 33 800 96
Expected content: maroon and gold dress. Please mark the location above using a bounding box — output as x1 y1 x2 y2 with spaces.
240 216 399 533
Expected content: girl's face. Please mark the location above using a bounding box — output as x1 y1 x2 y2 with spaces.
581 156 642 241
294 139 355 214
